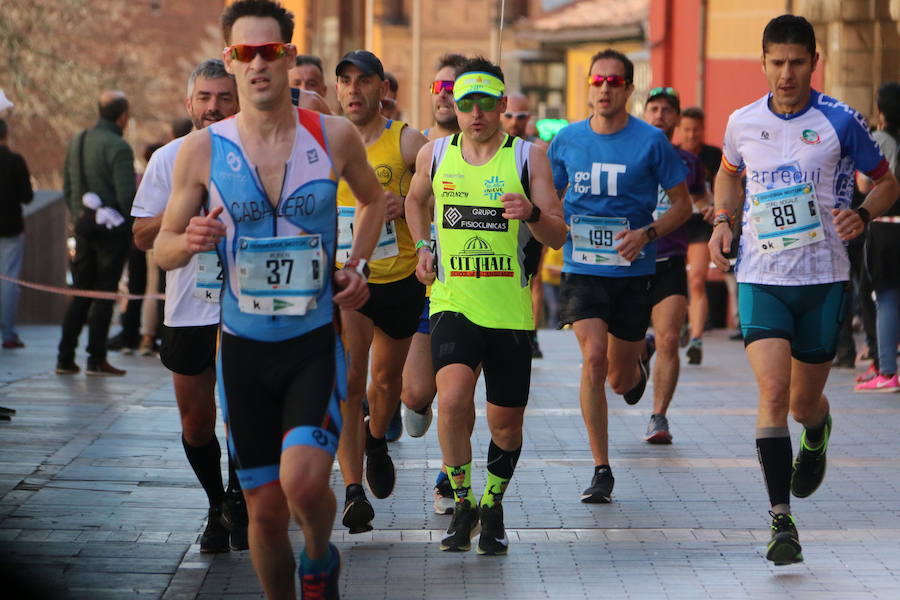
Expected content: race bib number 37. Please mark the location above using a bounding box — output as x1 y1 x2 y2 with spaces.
570 215 631 267
749 183 824 254
236 235 324 316
337 206 399 263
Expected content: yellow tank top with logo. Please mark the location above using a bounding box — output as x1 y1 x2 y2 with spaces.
336 119 416 284
430 133 537 330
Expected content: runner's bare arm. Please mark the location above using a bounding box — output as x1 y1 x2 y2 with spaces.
709 166 744 271
405 140 437 285
833 169 899 240
501 144 566 249
133 215 163 252
614 180 690 263
154 131 219 271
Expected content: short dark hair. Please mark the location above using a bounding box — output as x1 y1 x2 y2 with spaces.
385 72 399 94
589 49 634 84
221 0 294 44
762 14 816 56
877 82 900 138
0 118 7 140
171 117 193 139
681 107 705 122
99 96 129 122
437 53 467 73
144 142 164 163
455 56 504 83
295 54 323 74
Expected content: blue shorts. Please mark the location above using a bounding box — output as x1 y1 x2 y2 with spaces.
416 297 431 335
738 282 848 364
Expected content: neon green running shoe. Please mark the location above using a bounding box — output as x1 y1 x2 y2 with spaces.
791 414 831 498
766 511 803 565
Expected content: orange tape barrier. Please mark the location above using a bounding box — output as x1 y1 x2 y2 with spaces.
0 273 165 301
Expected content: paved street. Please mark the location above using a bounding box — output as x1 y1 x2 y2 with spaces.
2 325 900 599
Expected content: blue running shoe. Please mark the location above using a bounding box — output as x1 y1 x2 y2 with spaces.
299 543 341 599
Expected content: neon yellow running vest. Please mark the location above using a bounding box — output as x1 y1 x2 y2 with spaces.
336 119 416 284
430 133 535 330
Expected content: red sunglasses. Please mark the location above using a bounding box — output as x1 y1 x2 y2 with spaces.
588 74 630 88
430 80 454 94
224 43 289 62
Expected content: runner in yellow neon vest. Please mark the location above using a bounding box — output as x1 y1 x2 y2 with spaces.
405 57 567 556
333 50 428 534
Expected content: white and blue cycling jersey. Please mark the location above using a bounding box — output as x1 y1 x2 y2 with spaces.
722 89 888 285
206 109 338 342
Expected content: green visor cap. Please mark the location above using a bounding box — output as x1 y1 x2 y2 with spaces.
453 72 505 102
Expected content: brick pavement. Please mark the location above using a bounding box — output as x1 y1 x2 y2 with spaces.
2 325 900 599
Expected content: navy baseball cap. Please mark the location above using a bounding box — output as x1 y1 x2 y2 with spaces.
335 50 385 80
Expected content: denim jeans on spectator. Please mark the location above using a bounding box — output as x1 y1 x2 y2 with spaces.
875 286 900 376
0 233 25 342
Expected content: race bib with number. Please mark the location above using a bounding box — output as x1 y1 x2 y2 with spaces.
749 183 824 254
236 235 324 316
570 215 631 267
653 185 670 221
193 250 223 303
336 206 399 263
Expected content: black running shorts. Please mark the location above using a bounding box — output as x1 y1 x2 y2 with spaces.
558 273 653 342
160 324 218 376
358 273 426 340
650 255 688 307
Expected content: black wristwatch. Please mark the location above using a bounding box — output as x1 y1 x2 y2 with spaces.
525 203 541 223
644 225 658 241
855 206 871 224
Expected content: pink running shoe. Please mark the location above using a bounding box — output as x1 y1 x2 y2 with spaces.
854 373 900 393
856 364 878 384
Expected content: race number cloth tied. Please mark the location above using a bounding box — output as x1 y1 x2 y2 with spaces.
570 215 631 267
749 183 824 254
453 72 505 101
236 235 324 316
82 192 125 229
336 206 399 263
194 251 223 303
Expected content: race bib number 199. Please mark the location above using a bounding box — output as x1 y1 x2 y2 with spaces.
236 235 323 316
570 215 631 267
336 206 399 263
749 183 824 254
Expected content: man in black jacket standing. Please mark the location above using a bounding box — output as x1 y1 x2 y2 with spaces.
56 90 135 376
0 118 33 349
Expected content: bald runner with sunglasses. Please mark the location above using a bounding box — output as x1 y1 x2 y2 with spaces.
406 56 567 556
154 1 386 597
547 49 691 504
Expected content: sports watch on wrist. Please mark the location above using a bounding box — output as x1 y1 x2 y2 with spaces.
644 225 658 241
855 206 871 224
343 257 370 280
525 203 541 223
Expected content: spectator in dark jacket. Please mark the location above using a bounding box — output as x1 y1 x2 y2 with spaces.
56 90 135 376
0 118 34 349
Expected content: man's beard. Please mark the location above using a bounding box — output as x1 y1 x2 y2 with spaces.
193 111 224 130
435 112 458 130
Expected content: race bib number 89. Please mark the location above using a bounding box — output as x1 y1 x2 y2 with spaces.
749 183 824 254
236 235 324 316
570 215 631 267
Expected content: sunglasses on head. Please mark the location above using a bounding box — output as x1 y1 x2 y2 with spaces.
588 74 630 88
224 43 289 62
648 86 679 98
430 80 454 94
503 111 529 120
456 96 499 113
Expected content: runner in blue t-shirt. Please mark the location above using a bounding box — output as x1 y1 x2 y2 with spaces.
548 49 691 504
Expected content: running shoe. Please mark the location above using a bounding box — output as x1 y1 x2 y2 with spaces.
477 503 508 556
623 337 653 405
678 321 689 348
766 511 803 565
385 404 403 442
580 465 614 503
440 499 480 552
791 414 831 499
403 404 433 438
199 505 229 553
433 474 455 515
856 364 878 383
364 423 396 499
342 484 374 534
221 489 249 551
831 352 855 369
686 339 703 365
644 413 672 444
854 373 900 393
531 331 543 359
298 543 340 599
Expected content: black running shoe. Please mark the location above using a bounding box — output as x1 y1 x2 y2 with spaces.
477 503 508 556
365 424 395 499
791 414 831 499
298 543 340 599
686 339 703 365
342 484 374 534
199 506 229 553
766 511 803 565
623 339 652 405
440 500 480 552
580 465 614 503
221 489 249 551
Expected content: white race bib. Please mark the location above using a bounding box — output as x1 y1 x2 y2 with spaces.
236 235 324 316
653 185 670 221
570 215 631 267
336 206 399 263
193 250 222 303
749 183 824 254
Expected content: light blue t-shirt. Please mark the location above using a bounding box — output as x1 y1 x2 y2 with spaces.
549 116 686 277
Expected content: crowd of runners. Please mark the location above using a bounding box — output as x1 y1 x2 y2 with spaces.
69 1 900 597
